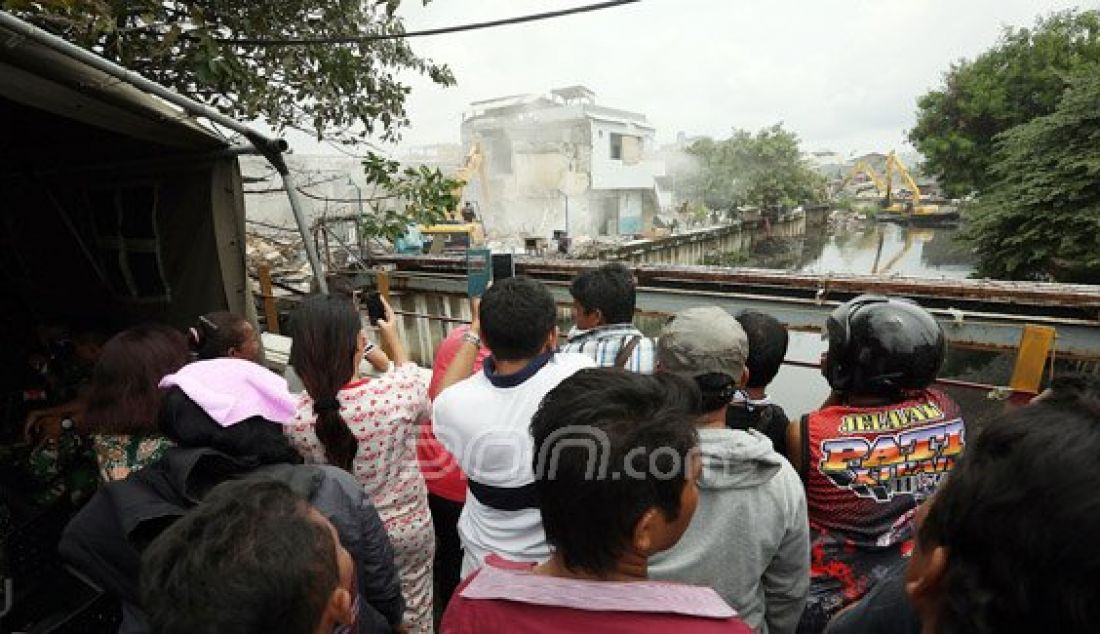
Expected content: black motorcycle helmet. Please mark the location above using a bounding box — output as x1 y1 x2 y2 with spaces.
824 294 946 395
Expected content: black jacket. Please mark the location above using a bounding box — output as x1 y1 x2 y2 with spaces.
60 388 407 633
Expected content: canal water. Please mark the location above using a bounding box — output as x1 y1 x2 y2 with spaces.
743 222 975 279
800 224 974 278
709 222 993 420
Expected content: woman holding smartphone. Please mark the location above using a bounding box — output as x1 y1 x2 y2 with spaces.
285 293 435 632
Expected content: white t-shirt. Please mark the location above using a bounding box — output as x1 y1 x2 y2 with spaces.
433 352 594 575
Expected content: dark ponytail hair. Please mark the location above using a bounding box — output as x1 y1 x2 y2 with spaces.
289 294 360 472
189 312 250 360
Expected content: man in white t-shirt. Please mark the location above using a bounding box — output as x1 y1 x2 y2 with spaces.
433 276 594 576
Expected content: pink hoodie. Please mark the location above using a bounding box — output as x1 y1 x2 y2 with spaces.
159 358 297 427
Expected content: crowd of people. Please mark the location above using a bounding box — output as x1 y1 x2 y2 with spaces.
9 262 1100 634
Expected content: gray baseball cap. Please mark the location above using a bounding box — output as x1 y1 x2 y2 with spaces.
657 306 749 381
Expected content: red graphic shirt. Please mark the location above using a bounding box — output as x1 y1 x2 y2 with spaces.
805 388 965 545
801 389 966 619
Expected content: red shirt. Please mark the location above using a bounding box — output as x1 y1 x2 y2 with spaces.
441 556 753 634
417 326 490 502
802 389 966 608
805 388 965 544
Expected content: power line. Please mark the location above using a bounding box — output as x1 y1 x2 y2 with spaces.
244 182 396 204
217 0 640 46
243 186 290 194
323 139 385 160
244 173 343 194
246 218 301 234
295 188 394 204
244 173 368 201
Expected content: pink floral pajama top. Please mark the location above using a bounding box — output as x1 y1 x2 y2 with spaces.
286 363 436 632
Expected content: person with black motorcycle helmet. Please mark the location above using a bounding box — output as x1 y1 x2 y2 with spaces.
786 295 967 634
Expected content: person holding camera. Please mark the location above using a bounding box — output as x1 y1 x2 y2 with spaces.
285 293 434 632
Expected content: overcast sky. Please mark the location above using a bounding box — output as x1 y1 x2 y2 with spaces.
285 0 1086 157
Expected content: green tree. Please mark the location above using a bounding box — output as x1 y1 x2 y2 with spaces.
910 9 1100 197
3 1 462 240
963 67 1100 283
683 137 738 213
2 0 455 143
360 155 462 242
685 124 825 213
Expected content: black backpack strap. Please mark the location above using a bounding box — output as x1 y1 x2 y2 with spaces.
614 335 642 369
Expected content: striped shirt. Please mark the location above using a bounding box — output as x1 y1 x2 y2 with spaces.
433 352 596 576
560 324 656 374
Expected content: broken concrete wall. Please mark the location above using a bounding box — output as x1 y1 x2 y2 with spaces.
464 116 603 240
619 190 644 234
588 120 664 190
460 95 667 242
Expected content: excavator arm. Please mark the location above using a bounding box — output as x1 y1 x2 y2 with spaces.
448 141 489 220
420 140 488 252
886 152 921 204
858 160 888 194
885 152 939 215
837 160 887 195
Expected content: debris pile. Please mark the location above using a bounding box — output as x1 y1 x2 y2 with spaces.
827 209 870 232
246 234 302 270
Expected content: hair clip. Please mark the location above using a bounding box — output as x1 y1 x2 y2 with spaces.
199 315 219 331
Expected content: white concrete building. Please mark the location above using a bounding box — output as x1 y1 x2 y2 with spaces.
460 86 666 240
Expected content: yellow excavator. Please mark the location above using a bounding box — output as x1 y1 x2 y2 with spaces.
835 151 957 225
420 142 489 254
882 151 940 216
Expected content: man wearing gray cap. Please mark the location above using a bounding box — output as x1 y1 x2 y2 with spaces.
649 306 809 634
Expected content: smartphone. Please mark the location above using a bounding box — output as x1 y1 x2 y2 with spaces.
364 291 386 326
491 253 515 281
466 248 491 298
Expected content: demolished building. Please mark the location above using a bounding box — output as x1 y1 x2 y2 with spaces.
460 86 666 241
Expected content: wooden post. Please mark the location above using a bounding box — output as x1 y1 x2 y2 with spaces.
377 268 391 302
1009 324 1056 394
257 263 280 335
376 268 394 359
